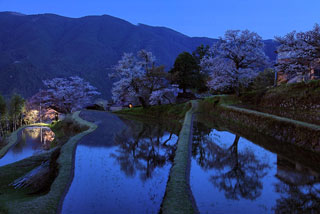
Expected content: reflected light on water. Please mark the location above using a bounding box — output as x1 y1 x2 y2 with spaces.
24 127 55 149
0 127 55 167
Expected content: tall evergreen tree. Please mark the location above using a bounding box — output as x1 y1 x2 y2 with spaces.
170 52 204 93
9 94 24 131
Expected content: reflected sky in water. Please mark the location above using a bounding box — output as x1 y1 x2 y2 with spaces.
0 127 53 167
190 122 320 214
62 111 178 214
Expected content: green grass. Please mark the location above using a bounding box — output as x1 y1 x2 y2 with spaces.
198 95 240 116
117 101 200 213
202 95 239 105
237 79 320 125
50 115 89 147
116 102 191 122
0 111 97 214
161 100 198 214
240 79 320 106
0 150 54 214
224 105 320 131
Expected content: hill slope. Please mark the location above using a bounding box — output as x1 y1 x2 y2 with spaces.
0 12 278 98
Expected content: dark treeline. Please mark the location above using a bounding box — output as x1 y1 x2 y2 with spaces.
0 93 25 138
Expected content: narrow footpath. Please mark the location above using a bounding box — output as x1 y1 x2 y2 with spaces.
161 100 199 214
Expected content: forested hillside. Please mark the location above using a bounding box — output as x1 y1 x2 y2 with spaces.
0 12 278 98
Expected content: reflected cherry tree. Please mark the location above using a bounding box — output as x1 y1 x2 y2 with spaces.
111 121 177 181
192 122 270 200
274 182 320 213
273 156 320 213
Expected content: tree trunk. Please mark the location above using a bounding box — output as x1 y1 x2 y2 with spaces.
11 161 51 190
235 88 241 97
229 135 240 169
162 133 173 146
11 148 60 193
139 97 148 108
163 95 172 104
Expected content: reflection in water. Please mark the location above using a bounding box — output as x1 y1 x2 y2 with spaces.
62 111 178 214
209 135 269 201
0 127 55 167
192 122 270 201
112 122 177 181
274 157 320 213
190 121 320 214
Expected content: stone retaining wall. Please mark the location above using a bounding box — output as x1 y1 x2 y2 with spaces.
212 105 320 152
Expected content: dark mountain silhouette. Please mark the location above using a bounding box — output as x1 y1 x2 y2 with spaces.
0 12 279 98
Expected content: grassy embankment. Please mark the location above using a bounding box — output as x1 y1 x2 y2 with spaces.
116 101 198 213
198 83 320 152
241 79 320 106
196 112 320 174
161 100 199 214
115 102 192 134
240 79 320 124
0 111 97 214
115 102 191 122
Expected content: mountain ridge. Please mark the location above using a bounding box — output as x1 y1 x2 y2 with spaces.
0 12 279 99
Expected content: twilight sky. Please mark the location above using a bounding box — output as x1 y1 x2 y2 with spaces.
0 0 319 39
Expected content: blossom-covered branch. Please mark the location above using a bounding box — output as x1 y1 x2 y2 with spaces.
201 30 268 94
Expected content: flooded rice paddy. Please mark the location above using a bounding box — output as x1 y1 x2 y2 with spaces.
0 127 54 167
1 110 319 213
190 120 320 214
61 111 178 214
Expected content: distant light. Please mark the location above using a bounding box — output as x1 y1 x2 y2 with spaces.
128 103 133 108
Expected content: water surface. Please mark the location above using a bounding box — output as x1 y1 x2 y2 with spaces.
190 121 320 214
0 127 54 167
61 111 178 214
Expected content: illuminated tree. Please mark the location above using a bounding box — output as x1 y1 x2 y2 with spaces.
30 76 100 113
275 24 320 80
201 30 268 94
110 50 178 107
149 85 180 105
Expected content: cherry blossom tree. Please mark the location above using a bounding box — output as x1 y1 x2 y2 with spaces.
201 30 268 94
110 50 178 107
275 24 320 80
149 85 180 105
30 76 100 113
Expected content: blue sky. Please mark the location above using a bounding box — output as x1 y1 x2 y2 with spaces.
0 0 319 39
